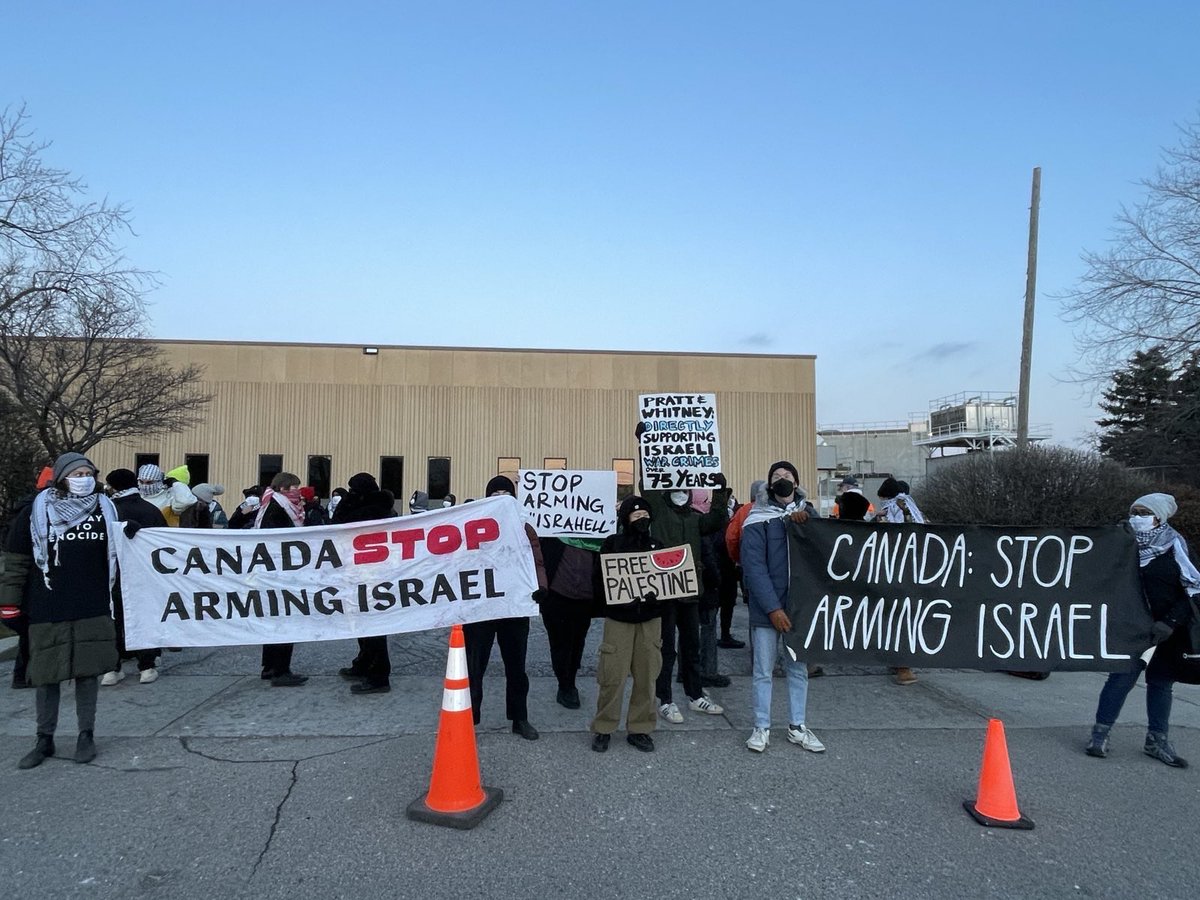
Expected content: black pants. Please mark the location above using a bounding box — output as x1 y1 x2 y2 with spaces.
718 557 739 637
9 612 30 683
113 592 160 671
351 636 391 685
656 601 702 704
261 643 295 676
541 603 591 691
464 617 530 724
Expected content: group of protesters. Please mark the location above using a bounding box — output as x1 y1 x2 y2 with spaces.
1 450 1195 772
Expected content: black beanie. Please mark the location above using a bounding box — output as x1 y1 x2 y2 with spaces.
767 461 800 484
618 495 651 524
348 472 380 495
877 476 902 499
838 490 870 521
486 475 516 496
106 468 137 491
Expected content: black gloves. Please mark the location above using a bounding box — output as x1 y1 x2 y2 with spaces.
642 590 658 603
1151 620 1175 644
123 520 143 538
712 473 727 490
531 589 549 605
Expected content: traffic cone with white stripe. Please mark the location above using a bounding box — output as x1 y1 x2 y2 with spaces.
406 624 503 828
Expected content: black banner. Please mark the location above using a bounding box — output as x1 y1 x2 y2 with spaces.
784 520 1154 672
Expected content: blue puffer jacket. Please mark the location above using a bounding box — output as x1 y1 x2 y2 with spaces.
741 491 818 629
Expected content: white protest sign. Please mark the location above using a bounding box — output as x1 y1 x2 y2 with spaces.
517 469 617 538
638 392 722 490
600 544 699 605
112 496 539 649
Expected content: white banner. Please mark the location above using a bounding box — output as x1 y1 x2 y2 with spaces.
113 496 540 649
638 392 722 490
517 469 617 538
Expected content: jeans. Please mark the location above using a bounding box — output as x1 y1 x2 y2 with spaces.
1094 662 1174 734
751 626 808 730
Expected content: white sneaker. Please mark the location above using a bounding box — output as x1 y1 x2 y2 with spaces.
100 670 125 686
689 695 724 715
658 702 684 724
787 724 826 752
139 668 159 684
746 727 770 752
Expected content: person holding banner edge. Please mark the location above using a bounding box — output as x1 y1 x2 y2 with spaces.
255 472 311 687
741 461 825 754
333 472 399 694
1086 493 1199 768
463 475 548 741
636 459 730 722
101 468 168 686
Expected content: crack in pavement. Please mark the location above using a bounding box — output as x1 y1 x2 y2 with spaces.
178 734 395 764
86 762 187 773
175 735 398 881
252 759 298 877
151 676 248 737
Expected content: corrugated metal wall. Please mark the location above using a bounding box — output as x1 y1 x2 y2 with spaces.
88 342 817 508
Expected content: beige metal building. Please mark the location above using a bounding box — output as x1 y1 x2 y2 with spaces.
87 340 817 511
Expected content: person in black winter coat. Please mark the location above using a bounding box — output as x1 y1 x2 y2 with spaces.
539 535 598 710
589 496 667 753
333 473 399 693
102 469 168 685
1087 493 1199 768
255 472 310 687
463 475 547 741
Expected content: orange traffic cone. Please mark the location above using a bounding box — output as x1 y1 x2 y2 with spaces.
406 624 503 829
963 718 1034 829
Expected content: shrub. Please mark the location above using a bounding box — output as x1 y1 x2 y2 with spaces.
917 445 1150 527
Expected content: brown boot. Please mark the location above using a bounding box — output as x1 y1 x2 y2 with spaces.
892 667 918 685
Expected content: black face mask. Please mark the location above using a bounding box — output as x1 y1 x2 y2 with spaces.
770 479 795 499
630 519 651 534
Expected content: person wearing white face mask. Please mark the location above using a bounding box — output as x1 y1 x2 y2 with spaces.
1086 493 1200 768
635 432 731 724
0 452 126 769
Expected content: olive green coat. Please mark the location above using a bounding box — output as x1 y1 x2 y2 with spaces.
1 547 118 686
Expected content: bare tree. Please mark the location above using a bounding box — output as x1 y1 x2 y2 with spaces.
1061 117 1200 377
0 104 210 460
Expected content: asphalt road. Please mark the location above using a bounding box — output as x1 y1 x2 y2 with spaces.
2 607 1197 900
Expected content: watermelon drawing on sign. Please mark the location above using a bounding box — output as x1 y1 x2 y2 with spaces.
651 547 687 571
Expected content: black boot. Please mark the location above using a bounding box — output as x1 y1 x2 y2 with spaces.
18 734 54 770
75 730 96 764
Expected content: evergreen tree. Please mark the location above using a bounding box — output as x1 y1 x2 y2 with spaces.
1097 346 1174 466
1161 350 1200 469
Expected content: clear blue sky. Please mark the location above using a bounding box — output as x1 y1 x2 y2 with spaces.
5 1 1198 446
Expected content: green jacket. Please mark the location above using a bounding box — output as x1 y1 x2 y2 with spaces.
642 489 731 599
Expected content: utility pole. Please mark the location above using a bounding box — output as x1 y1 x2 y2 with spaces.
1016 167 1041 447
